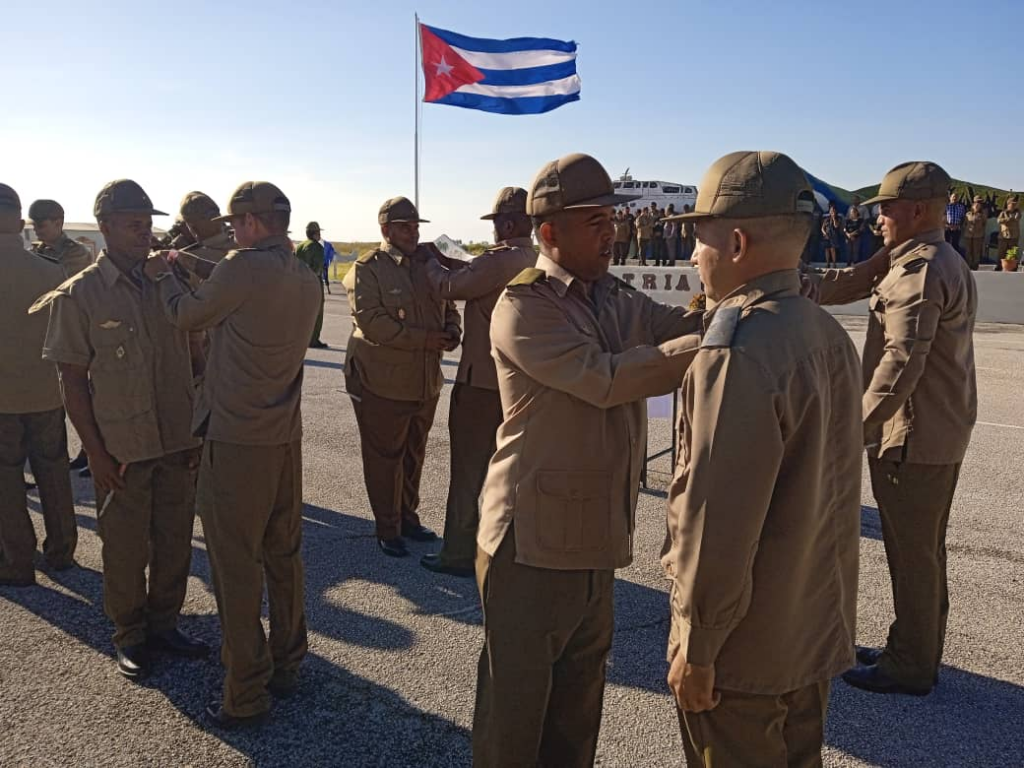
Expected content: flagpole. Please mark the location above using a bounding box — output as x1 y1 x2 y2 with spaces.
414 12 420 210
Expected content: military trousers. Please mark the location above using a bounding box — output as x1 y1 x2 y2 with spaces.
869 458 960 690
473 528 614 768
964 236 985 270
198 439 307 718
311 281 325 345
95 449 196 649
638 238 651 264
0 409 76 575
350 382 438 540
437 384 502 569
613 242 629 265
678 681 830 768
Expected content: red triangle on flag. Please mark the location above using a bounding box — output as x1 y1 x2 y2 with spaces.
420 25 485 102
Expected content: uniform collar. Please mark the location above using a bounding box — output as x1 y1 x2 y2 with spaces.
535 253 579 297
499 236 534 249
380 241 408 264
95 250 143 287
715 269 801 311
889 228 944 263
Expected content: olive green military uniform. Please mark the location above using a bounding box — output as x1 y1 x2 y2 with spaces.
819 161 978 693
997 206 1021 259
962 202 987 269
294 238 327 345
32 233 93 279
662 152 863 768
636 208 653 264
154 181 321 719
343 204 461 542
0 186 77 582
40 252 200 649
422 191 535 571
473 154 703 768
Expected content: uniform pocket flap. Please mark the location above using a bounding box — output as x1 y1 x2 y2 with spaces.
536 471 610 500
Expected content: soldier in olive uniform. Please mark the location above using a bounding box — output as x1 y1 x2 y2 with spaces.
817 161 978 696
29 199 94 278
178 191 236 263
662 152 864 767
473 154 704 768
0 184 77 586
144 181 321 728
37 180 208 679
419 187 536 578
294 221 328 348
343 197 461 558
997 195 1021 267
962 195 988 270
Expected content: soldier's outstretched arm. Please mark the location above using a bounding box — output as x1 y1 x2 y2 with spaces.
153 254 250 331
814 245 890 305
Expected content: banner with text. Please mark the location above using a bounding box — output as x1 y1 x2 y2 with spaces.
609 265 701 308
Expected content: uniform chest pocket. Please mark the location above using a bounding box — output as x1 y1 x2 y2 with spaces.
535 471 611 552
92 324 144 372
381 289 408 320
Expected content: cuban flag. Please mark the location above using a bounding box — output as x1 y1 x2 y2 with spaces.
419 23 580 116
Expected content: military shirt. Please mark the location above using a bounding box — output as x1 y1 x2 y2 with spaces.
478 254 703 571
422 237 536 391
663 270 862 695
40 252 200 464
295 239 326 277
613 219 631 243
636 212 654 239
154 234 321 446
818 229 977 463
33 233 93 279
182 230 235 264
963 209 988 239
343 243 462 402
998 209 1021 241
0 234 64 414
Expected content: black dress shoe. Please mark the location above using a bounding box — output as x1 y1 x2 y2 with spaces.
46 559 77 572
841 664 931 696
148 628 210 658
420 553 474 578
269 670 299 699
0 571 36 588
204 703 269 729
401 524 438 543
378 537 409 557
309 340 328 349
69 452 89 471
856 646 884 666
117 644 151 679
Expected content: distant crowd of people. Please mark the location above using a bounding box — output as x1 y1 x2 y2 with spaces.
610 191 1022 272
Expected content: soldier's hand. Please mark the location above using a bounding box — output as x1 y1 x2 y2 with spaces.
89 450 127 493
143 252 173 281
425 330 452 352
442 332 460 352
667 652 720 713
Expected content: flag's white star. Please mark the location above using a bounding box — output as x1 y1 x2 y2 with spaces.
435 56 454 77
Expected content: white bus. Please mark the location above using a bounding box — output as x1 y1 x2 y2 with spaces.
612 172 698 212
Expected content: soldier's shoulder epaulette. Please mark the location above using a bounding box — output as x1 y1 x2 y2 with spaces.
900 256 929 274
356 249 379 264
700 305 742 349
27 269 87 314
508 267 546 287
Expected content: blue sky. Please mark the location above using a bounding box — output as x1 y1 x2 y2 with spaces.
4 0 1021 243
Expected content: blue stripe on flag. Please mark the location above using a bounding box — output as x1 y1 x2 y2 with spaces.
431 91 580 115
477 60 577 87
425 24 576 54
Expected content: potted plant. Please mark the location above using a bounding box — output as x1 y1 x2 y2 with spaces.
1002 246 1020 273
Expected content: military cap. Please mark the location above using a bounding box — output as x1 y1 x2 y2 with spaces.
669 151 814 221
861 161 951 206
306 221 322 231
94 179 168 217
28 199 64 221
179 191 221 222
378 197 428 225
481 187 528 220
527 153 633 217
212 181 291 223
0 183 21 212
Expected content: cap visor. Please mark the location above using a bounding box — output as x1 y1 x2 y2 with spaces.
390 217 430 224
860 194 897 206
480 213 498 220
210 213 233 223
563 192 640 210
663 210 712 222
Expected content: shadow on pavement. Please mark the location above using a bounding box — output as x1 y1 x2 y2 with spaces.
826 666 1024 766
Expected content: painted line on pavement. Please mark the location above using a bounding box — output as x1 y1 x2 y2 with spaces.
977 421 1024 430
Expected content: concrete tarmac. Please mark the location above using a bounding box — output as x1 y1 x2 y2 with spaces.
1 289 1021 767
